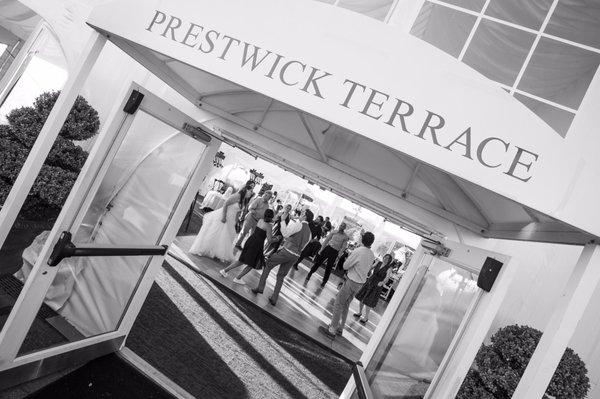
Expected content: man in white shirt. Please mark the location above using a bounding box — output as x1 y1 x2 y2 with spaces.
252 209 314 306
319 231 375 338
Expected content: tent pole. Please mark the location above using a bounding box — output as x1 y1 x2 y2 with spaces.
0 31 106 251
513 243 600 398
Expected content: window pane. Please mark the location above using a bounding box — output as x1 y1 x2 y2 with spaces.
463 20 535 86
485 0 552 30
337 0 394 21
439 0 485 12
365 259 478 397
517 37 600 109
411 2 477 58
514 93 575 137
546 0 600 50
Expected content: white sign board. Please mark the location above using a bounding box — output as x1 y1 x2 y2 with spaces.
87 0 600 238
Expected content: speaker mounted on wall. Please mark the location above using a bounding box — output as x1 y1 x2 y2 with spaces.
477 257 503 292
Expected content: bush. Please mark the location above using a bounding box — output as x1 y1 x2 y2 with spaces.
0 91 100 221
457 324 590 399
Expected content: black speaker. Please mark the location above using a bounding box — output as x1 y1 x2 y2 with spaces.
123 90 144 114
477 257 503 292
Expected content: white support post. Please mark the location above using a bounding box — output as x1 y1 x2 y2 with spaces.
513 244 600 399
427 255 518 398
0 32 106 250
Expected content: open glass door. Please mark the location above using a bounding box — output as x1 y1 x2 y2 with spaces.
347 240 513 399
0 82 219 386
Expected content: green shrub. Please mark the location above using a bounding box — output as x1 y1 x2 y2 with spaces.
457 324 590 399
0 91 100 220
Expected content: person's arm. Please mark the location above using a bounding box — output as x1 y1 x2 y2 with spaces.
378 268 394 286
247 197 259 216
343 250 359 271
221 193 240 223
280 218 302 237
339 236 349 254
320 232 333 252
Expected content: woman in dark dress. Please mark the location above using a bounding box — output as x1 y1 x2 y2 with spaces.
220 209 274 285
353 253 394 323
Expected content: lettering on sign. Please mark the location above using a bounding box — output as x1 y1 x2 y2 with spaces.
146 10 539 183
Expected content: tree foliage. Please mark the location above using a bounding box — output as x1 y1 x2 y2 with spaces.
0 91 100 220
457 324 590 399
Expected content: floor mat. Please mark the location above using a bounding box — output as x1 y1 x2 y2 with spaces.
25 354 173 399
126 260 352 399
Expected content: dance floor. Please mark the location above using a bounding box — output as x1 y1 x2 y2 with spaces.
171 235 387 362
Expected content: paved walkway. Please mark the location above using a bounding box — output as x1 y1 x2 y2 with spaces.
172 235 388 362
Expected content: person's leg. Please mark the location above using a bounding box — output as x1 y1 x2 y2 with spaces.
255 249 287 293
223 260 242 273
254 258 277 293
270 252 296 304
338 281 361 332
236 265 254 279
362 306 371 321
329 279 352 333
321 248 339 286
306 249 327 280
354 301 364 317
235 220 252 248
293 246 309 269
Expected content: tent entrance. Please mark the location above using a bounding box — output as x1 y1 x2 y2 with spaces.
0 81 220 388
89 22 596 246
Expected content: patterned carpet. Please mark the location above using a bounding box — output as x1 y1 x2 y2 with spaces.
126 259 352 398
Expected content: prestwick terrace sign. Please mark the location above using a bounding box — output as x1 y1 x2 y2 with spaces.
145 10 538 183
86 0 600 237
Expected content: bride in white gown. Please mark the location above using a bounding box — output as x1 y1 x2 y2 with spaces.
190 182 255 262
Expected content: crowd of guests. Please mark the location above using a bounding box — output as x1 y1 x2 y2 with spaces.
190 180 400 337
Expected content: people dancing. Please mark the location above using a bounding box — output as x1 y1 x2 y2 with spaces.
234 190 273 251
252 209 314 306
220 209 274 284
189 182 255 262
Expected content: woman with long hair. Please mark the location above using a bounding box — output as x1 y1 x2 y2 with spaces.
190 182 255 262
220 208 274 284
353 253 395 323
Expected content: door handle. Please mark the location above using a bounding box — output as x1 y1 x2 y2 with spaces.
47 231 168 267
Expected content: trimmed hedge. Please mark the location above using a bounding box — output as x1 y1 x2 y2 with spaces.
0 91 99 220
457 324 590 399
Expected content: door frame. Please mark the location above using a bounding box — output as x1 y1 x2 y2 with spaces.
0 81 220 385
341 239 518 398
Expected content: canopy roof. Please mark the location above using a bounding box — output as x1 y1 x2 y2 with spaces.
83 0 599 244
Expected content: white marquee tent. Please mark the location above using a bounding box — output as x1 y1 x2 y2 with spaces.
0 0 600 398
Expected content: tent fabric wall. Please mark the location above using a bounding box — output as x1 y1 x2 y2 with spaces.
18 112 205 336
60 114 204 336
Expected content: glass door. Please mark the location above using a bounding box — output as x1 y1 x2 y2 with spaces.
346 240 513 399
0 82 219 385
364 258 478 397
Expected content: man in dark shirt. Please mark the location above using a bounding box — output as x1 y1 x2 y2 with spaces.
292 215 324 270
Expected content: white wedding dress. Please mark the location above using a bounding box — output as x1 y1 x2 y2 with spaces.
189 200 240 262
